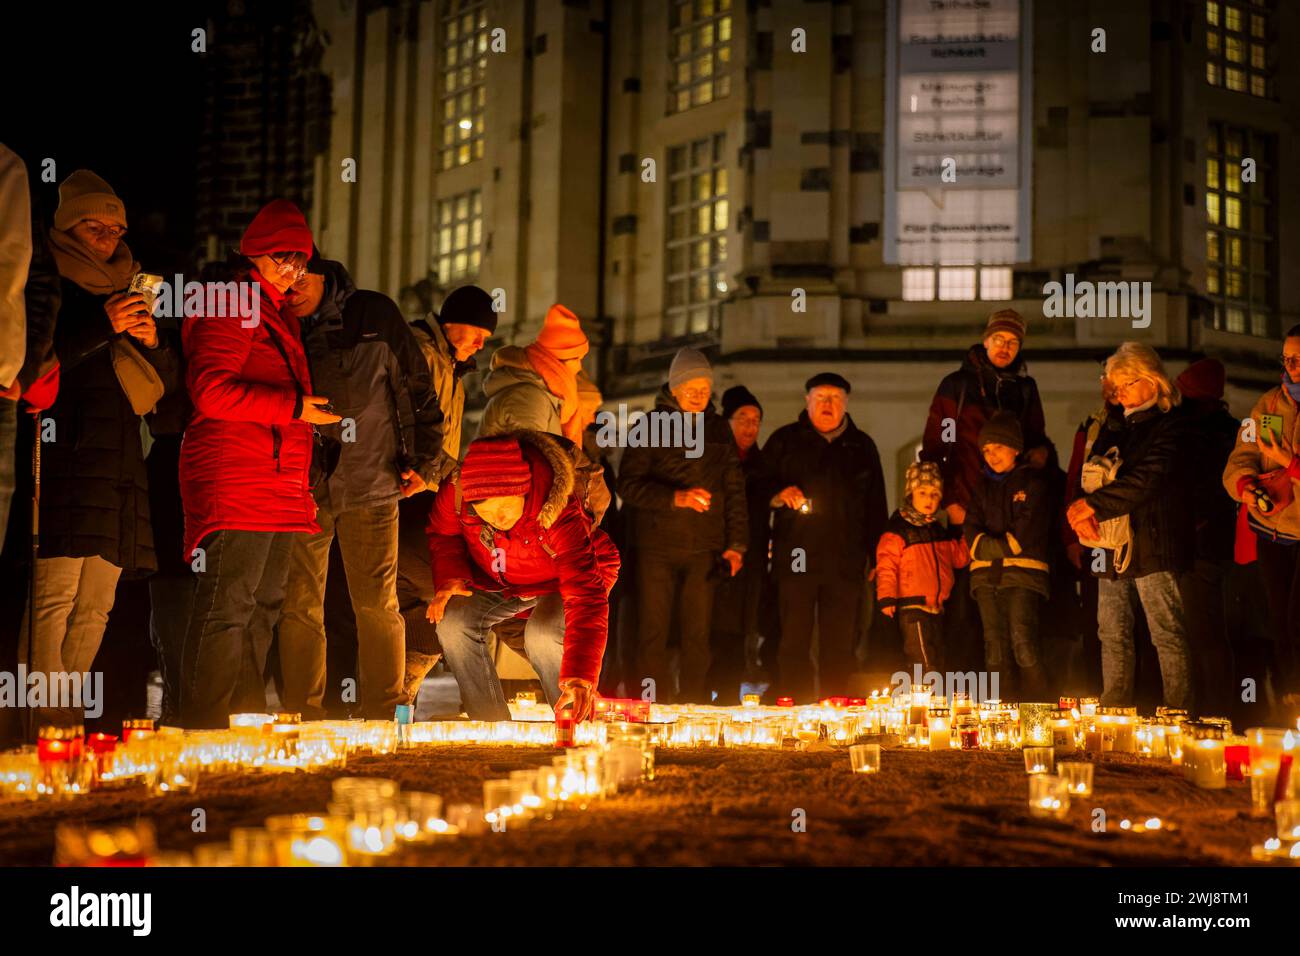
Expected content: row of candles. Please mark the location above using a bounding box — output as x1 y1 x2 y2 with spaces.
51 726 657 866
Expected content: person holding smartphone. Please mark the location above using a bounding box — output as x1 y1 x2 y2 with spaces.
1223 324 1300 717
178 200 340 728
21 170 180 732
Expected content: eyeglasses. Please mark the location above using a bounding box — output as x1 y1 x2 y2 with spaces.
679 388 710 401
1113 377 1146 394
265 252 308 280
987 334 1020 351
1280 355 1300 372
79 220 126 240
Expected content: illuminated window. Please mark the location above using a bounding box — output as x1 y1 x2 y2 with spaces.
440 0 488 170
901 267 1011 302
1205 1 1273 99
668 0 732 114
664 133 728 337
979 267 1013 301
436 190 482 282
902 268 935 301
1205 121 1275 336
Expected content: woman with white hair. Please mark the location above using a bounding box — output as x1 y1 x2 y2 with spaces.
1066 342 1193 709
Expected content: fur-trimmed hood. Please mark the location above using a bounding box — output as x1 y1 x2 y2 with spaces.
510 429 574 529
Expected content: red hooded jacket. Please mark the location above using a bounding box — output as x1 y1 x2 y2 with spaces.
179 269 317 559
427 430 619 685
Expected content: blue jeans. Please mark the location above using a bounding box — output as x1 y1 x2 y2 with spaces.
1097 571 1192 709
438 589 566 720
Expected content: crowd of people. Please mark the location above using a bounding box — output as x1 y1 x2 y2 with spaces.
1 156 1298 736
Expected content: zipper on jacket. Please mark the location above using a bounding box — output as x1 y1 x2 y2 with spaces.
272 425 282 472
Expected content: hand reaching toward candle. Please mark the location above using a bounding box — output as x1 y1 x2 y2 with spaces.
555 677 595 723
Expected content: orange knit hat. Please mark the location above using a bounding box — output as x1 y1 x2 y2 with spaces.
534 304 589 361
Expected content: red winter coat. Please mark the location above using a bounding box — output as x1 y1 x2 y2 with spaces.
427 430 619 685
179 269 318 559
874 512 969 612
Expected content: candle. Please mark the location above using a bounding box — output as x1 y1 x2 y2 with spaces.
1057 761 1094 797
849 743 881 774
121 718 155 742
1024 747 1054 775
1079 697 1099 718
927 708 951 751
1182 722 1226 789
1100 707 1137 753
776 697 795 708
909 686 932 727
1019 703 1054 749
1224 738 1249 782
956 715 980 750
1051 711 1077 755
1276 799 1300 844
1028 775 1070 819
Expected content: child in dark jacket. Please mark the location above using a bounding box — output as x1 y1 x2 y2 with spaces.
876 462 970 673
965 411 1052 699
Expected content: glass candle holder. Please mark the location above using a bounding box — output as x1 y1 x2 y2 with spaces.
1028 775 1071 820
1023 747 1055 775
1099 707 1137 753
1164 724 1184 764
229 827 276 866
1224 735 1250 781
1276 799 1300 844
952 692 974 718
850 743 881 774
956 715 980 750
1019 703 1054 750
980 713 1016 751
1182 721 1226 790
1057 760 1094 797
37 725 86 797
331 776 399 809
1078 697 1099 718
266 814 347 867
54 820 156 866
927 708 951 752
121 718 156 743
909 686 933 727
1051 710 1077 755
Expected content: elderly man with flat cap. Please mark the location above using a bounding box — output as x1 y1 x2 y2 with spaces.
760 372 888 702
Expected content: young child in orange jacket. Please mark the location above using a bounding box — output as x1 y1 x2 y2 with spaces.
875 461 970 673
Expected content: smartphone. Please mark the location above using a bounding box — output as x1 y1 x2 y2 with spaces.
1259 413 1283 443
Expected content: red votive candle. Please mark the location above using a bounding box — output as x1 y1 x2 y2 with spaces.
121 719 155 743
1225 744 1249 782
776 697 794 708
555 717 574 748
1274 754 1294 804
38 726 83 763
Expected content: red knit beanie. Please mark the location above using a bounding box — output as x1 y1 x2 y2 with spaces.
239 200 314 258
1175 358 1225 401
460 436 533 501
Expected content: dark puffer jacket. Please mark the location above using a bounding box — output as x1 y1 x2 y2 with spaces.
617 387 748 558
300 259 443 512
1082 403 1194 579
41 279 181 572
964 462 1052 598
762 411 889 580
920 345 1050 511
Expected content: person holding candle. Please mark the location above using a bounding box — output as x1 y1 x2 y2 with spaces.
762 373 889 703
426 431 620 721
179 200 342 729
875 461 969 674
20 170 182 731
964 412 1052 700
1067 342 1193 711
1223 324 1300 718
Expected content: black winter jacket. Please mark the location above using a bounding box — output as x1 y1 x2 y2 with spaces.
762 411 889 580
617 387 748 558
1180 399 1239 562
1082 404 1194 579
300 260 444 513
964 462 1052 597
40 279 181 572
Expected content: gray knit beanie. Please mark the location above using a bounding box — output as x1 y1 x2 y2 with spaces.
668 347 714 391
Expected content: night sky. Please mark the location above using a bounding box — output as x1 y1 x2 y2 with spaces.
1 4 207 273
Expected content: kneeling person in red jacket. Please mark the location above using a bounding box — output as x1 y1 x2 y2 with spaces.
426 432 619 721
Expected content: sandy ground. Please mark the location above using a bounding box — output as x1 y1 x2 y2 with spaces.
0 744 1278 866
